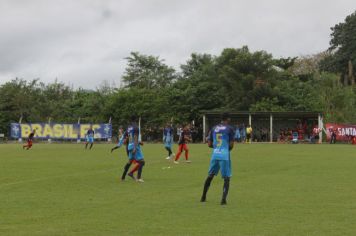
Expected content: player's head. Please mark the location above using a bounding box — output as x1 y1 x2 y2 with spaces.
130 115 138 123
221 112 231 124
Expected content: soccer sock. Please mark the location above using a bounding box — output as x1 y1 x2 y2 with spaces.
201 175 214 200
185 150 189 160
85 143 88 149
121 162 131 180
222 177 230 202
137 161 145 179
90 143 93 149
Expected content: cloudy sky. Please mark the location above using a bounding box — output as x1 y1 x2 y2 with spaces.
0 0 355 89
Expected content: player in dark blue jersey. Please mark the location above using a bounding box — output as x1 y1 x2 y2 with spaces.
85 126 95 150
163 123 174 159
201 113 235 205
124 115 145 183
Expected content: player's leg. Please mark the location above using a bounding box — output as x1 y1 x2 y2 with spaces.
89 137 94 149
201 159 219 202
137 159 145 182
23 141 28 149
174 144 183 163
28 141 33 150
122 151 134 180
220 160 232 205
85 141 89 149
111 146 119 153
165 146 172 159
183 144 190 162
121 161 132 180
128 162 140 180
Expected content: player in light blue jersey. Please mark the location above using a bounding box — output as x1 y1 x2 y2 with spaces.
85 125 95 150
163 123 174 159
201 113 235 205
111 127 126 153
125 115 145 183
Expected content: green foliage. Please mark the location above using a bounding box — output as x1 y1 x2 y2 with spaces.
122 52 176 89
320 10 356 81
1 44 356 137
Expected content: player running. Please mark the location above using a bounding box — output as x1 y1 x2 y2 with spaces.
126 115 145 183
111 127 126 153
200 113 235 205
163 122 174 159
85 125 95 150
23 129 36 150
174 124 192 164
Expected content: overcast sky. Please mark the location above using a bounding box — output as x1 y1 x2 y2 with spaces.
0 0 355 89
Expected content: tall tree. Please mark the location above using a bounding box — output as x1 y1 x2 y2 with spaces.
320 10 356 85
122 52 177 89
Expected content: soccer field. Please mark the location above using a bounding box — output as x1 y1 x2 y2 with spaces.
0 143 356 236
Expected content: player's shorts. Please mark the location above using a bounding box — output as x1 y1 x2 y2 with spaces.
164 142 172 148
87 137 94 143
128 148 144 161
208 159 231 178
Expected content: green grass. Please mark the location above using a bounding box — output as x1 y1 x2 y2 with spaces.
1 143 356 236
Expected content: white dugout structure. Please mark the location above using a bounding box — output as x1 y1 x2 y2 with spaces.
202 111 323 143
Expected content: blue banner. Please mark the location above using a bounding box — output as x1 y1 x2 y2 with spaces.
10 123 112 140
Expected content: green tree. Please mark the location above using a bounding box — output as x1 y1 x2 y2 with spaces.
122 52 177 89
320 10 356 85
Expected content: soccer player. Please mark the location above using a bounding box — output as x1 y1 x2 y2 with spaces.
85 125 95 149
200 113 235 205
126 115 145 183
111 127 126 153
163 122 174 159
174 124 192 164
23 129 36 150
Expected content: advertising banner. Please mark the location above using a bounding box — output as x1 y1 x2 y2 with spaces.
325 123 356 142
10 123 112 140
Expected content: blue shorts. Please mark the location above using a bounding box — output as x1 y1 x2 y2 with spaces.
87 137 94 143
164 142 172 148
128 148 144 161
208 159 231 178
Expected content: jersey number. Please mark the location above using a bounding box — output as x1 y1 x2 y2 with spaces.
216 133 222 147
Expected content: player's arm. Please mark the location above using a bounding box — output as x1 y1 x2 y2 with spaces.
229 127 235 150
207 130 213 148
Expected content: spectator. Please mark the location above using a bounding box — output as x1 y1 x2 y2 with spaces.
246 124 253 143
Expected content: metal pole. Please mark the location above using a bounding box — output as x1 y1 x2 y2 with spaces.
270 114 273 143
203 115 206 143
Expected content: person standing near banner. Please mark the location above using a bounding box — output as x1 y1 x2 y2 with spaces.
23 129 36 150
85 125 95 150
330 128 337 144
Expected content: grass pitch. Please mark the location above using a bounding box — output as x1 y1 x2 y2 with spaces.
0 143 356 236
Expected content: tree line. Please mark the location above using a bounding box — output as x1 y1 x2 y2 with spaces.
0 11 355 139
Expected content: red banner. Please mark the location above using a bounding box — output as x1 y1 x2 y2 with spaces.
325 123 356 142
